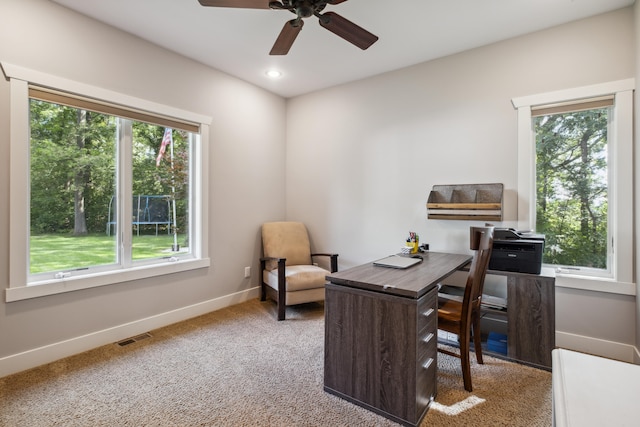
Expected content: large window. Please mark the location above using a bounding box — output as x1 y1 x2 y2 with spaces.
513 80 634 291
533 99 611 272
5 64 210 301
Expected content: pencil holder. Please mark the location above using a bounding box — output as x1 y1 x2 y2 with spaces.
406 241 418 254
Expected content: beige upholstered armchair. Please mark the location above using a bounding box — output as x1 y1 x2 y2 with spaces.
260 221 338 320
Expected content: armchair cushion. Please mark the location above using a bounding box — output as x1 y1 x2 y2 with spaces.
262 221 311 270
262 222 312 269
263 265 330 292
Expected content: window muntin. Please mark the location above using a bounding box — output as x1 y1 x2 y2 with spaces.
533 104 611 273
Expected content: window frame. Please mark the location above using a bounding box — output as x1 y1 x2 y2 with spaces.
3 62 211 302
512 79 634 295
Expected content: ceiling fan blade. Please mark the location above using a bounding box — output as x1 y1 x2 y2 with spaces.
318 12 378 50
327 0 349 4
197 0 271 8
270 19 304 55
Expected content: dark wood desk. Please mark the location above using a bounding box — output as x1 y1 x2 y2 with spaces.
324 252 472 427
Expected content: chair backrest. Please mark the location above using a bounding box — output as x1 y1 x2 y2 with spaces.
461 226 494 320
262 222 312 270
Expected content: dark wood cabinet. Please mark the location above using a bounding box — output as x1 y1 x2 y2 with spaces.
446 267 555 368
324 257 555 426
469 269 555 368
504 270 555 368
324 283 438 426
324 252 471 427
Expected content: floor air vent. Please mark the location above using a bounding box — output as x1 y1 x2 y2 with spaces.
117 332 153 347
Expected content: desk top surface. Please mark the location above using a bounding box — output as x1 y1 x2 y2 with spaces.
326 252 472 298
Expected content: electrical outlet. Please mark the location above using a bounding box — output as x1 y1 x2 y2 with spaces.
244 266 251 278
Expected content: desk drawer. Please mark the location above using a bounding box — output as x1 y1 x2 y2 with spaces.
417 288 437 333
416 349 437 419
416 287 438 418
418 327 437 361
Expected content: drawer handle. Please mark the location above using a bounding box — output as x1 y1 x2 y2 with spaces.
423 333 434 343
423 358 434 369
422 308 435 318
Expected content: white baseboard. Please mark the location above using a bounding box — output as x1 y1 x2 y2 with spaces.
0 287 260 378
556 331 637 363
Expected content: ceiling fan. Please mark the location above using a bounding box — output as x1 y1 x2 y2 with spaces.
197 0 379 55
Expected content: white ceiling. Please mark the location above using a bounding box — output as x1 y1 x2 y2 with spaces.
51 0 634 98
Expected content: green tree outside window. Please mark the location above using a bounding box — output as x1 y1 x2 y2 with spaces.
534 107 609 269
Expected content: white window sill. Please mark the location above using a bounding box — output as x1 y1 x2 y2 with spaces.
5 258 210 302
554 273 635 296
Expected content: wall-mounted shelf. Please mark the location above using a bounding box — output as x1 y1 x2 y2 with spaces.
427 183 503 221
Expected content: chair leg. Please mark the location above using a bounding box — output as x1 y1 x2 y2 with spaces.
472 313 484 365
460 327 473 392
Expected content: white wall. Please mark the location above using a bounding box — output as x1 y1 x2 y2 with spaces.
635 0 640 364
0 0 286 376
286 8 637 361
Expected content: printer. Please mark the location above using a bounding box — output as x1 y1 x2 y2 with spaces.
489 228 545 274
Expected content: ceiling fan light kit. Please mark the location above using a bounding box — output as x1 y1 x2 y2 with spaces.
197 0 378 55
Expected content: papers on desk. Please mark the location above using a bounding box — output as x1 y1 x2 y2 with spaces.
482 294 508 310
438 285 464 302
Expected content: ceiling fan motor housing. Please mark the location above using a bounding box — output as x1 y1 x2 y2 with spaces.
292 1 327 18
296 1 314 17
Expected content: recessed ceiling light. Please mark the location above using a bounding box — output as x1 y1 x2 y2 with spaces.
265 70 282 78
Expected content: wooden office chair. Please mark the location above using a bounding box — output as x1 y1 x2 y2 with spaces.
260 221 338 321
437 226 494 391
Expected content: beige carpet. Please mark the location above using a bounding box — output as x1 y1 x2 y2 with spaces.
0 299 551 426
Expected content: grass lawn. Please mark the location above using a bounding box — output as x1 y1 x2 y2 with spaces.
30 233 187 274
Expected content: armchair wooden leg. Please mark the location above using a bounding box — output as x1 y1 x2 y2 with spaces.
277 260 287 321
259 260 267 302
277 301 286 321
260 281 267 301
